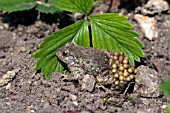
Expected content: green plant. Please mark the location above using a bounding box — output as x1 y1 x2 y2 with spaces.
30 0 145 80
32 0 145 80
160 77 170 113
0 0 62 14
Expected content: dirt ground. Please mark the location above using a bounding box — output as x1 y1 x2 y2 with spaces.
0 1 170 113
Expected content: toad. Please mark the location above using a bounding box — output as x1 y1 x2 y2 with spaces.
56 43 137 93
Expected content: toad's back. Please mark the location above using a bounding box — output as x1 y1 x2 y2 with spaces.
56 43 110 76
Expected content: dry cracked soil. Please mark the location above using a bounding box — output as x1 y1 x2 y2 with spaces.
0 1 170 113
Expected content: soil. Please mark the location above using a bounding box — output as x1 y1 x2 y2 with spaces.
0 1 170 113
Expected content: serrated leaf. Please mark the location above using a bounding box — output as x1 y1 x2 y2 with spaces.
49 0 94 15
33 19 89 79
36 1 62 14
90 13 145 65
0 0 36 12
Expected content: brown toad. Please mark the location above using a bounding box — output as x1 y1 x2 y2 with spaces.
56 43 111 76
56 43 136 93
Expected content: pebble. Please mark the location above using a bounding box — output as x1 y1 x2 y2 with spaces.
135 65 160 97
72 101 78 106
81 74 96 92
136 0 169 15
161 104 167 109
30 109 35 113
134 14 158 40
0 71 16 87
69 94 77 101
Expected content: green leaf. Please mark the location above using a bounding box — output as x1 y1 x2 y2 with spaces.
36 1 62 14
90 13 145 65
33 19 89 79
160 77 170 113
49 0 94 15
166 104 170 113
0 0 36 12
160 77 170 96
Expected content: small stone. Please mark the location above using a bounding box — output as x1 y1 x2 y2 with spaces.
81 74 96 92
0 71 16 87
30 109 35 113
144 0 169 14
69 94 77 101
161 104 167 109
72 101 78 106
0 26 3 30
135 65 160 97
3 23 9 30
135 0 169 15
134 14 158 40
20 47 27 52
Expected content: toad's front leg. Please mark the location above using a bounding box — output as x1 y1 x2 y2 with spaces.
60 66 85 81
60 67 96 92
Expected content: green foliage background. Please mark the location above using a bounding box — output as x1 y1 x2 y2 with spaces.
160 77 170 113
0 0 61 13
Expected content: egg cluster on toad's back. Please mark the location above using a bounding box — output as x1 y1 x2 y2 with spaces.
108 52 138 91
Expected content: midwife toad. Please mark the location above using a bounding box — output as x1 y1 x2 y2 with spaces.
56 43 137 93
56 43 110 78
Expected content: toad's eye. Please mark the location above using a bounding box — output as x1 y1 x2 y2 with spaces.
62 51 68 56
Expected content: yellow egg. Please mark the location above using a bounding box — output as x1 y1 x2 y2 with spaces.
123 71 129 77
113 55 118 60
119 75 124 81
114 52 119 56
129 74 134 79
119 66 124 71
112 69 117 73
126 77 131 81
115 81 119 85
108 59 113 65
123 64 129 68
115 60 119 64
134 69 138 74
128 68 134 73
123 59 128 64
112 64 117 69
124 56 129 60
110 87 115 91
119 80 124 83
119 52 124 55
114 73 119 78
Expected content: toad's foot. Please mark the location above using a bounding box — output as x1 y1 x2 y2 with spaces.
96 83 125 97
60 67 85 81
60 74 80 81
96 84 115 94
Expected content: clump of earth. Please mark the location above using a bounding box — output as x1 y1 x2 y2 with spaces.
0 0 170 112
